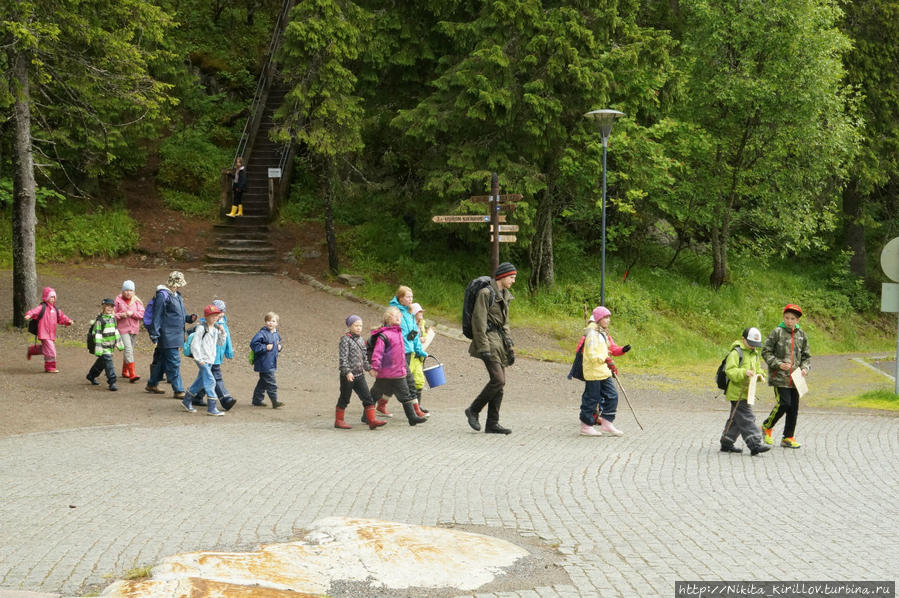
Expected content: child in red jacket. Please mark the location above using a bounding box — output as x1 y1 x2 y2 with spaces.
24 287 74 373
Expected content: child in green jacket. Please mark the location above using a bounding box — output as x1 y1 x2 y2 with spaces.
86 299 125 391
720 327 771 456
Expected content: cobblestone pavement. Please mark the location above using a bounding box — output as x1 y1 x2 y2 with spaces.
1 401 896 596
1 268 897 597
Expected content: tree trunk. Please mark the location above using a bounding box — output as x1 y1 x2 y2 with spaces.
528 191 555 291
9 47 39 327
842 182 867 279
709 223 729 290
324 165 338 274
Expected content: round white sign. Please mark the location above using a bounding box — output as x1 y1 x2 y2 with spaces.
882 237 899 282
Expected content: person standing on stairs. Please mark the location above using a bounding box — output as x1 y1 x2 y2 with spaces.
227 156 247 218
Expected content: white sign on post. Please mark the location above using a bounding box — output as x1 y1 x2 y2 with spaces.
268 168 282 178
882 283 899 313
882 237 899 395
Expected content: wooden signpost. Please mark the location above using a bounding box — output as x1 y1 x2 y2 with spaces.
430 172 523 273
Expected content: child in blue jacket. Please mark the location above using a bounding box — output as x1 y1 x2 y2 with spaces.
250 312 283 408
191 300 235 410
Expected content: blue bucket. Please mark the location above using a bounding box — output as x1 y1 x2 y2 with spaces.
422 355 446 388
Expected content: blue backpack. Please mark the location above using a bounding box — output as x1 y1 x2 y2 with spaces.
143 289 169 330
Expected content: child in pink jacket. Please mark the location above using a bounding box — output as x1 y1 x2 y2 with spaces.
369 307 426 426
24 287 74 373
114 280 145 383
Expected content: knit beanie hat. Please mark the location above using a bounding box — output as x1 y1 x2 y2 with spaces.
494 262 517 280
592 306 611 322
122 280 135 292
346 315 362 328
212 300 226 312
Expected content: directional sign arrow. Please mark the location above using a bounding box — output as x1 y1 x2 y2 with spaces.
489 225 519 232
491 235 517 243
432 214 507 223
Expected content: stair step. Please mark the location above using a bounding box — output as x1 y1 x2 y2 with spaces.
203 263 278 274
210 246 277 256
205 252 277 263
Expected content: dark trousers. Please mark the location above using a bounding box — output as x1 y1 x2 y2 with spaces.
371 377 412 404
252 371 278 404
764 387 800 438
580 378 618 425
722 400 762 448
147 347 183 392
88 354 116 385
195 364 231 400
469 357 506 426
337 374 375 409
232 189 243 207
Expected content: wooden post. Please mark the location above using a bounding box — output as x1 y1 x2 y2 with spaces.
490 172 499 275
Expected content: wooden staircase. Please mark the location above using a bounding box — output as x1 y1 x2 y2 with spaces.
204 88 288 274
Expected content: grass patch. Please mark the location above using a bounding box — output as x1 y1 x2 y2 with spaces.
159 188 217 218
823 389 899 411
123 565 153 581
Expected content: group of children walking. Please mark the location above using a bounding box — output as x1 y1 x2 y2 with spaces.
23 273 284 417
23 275 812 447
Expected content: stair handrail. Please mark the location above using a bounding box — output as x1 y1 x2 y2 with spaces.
231 0 294 168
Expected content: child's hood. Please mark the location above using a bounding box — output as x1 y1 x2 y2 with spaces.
41 287 56 302
370 324 401 336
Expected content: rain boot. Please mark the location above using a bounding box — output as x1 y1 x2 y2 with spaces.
226 205 238 218
207 398 224 416
364 405 387 430
45 361 58 373
27 344 41 360
412 399 429 418
220 396 237 411
598 417 623 437
128 362 141 383
402 401 427 426
334 407 352 429
376 397 393 418
580 422 602 436
237 205 244 216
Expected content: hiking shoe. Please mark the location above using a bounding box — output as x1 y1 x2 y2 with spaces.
181 397 196 413
781 437 801 449
720 443 743 453
484 423 512 435
108 383 118 392
750 444 771 456
762 427 774 445
580 422 602 437
86 374 99 386
206 408 224 416
271 400 284 409
145 384 165 395
173 391 186 400
251 401 266 407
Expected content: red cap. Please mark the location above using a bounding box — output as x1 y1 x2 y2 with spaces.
204 304 222 317
783 304 803 317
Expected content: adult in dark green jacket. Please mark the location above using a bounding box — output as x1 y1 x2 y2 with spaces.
720 328 770 455
464 262 516 435
761 304 811 448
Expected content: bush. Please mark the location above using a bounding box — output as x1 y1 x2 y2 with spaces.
160 188 217 218
158 126 230 196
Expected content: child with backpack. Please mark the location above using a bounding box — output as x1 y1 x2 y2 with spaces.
335 315 385 430
86 298 124 390
190 300 236 410
114 280 144 383
719 327 771 456
24 286 73 373
250 312 284 409
370 307 427 426
182 304 228 416
577 306 624 437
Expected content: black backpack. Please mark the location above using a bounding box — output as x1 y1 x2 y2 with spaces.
715 346 744 392
366 332 388 363
28 303 47 336
86 316 101 354
462 276 495 339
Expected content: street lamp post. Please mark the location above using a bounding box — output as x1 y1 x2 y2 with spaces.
584 109 624 307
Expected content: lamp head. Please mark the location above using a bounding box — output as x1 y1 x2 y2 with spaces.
584 109 625 143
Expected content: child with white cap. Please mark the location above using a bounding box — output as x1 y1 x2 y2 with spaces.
720 327 771 455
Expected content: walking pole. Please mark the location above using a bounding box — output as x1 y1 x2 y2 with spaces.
613 373 644 431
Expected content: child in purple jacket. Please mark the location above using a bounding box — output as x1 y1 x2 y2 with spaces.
369 307 426 426
24 287 74 373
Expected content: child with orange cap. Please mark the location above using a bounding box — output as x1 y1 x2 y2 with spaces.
761 304 811 448
182 304 227 416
